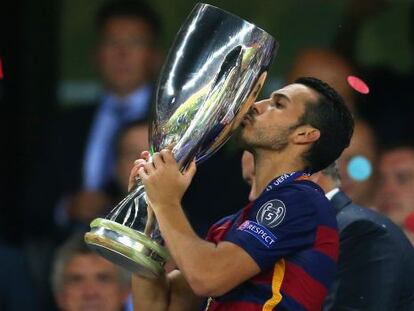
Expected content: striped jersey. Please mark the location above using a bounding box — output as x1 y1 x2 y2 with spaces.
205 174 339 311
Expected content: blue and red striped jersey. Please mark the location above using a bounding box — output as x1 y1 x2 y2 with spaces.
205 176 339 311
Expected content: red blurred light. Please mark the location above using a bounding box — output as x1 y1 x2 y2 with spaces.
404 212 414 233
347 75 369 94
0 58 3 79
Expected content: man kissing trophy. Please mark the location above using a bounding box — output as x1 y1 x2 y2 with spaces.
85 3 277 278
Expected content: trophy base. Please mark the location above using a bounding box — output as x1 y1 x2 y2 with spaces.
84 218 169 279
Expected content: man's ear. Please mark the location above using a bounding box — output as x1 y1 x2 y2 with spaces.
293 126 320 144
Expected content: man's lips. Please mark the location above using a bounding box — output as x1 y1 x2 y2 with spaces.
241 116 252 126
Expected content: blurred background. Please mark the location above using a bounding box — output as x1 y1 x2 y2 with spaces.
2 0 413 233
1 0 414 310
2 0 413 238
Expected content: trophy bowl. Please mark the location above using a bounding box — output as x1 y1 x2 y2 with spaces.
85 3 277 278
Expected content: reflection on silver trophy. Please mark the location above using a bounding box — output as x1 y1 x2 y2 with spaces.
85 3 277 278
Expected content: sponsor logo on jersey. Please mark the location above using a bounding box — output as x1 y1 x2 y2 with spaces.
256 199 286 228
237 220 277 248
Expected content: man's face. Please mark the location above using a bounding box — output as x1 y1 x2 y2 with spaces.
239 83 317 151
116 125 149 192
57 254 129 311
376 148 414 225
97 17 159 96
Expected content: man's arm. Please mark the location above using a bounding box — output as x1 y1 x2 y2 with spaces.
138 150 261 297
132 269 203 311
323 220 400 311
168 270 205 311
132 273 169 311
154 202 261 297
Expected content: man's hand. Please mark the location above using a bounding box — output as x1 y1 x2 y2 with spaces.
138 149 196 210
128 151 151 192
128 150 196 209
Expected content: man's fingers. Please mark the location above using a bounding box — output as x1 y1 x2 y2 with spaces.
129 165 141 180
128 165 142 191
141 151 151 161
138 166 148 180
134 150 151 166
144 161 155 174
184 160 197 179
133 158 147 166
160 149 176 164
152 152 164 168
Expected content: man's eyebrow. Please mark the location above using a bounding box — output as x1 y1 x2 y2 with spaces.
271 92 291 102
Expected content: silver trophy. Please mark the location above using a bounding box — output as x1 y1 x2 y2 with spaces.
85 3 277 278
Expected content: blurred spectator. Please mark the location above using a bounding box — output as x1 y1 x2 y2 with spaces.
23 1 160 309
29 120 149 311
0 243 39 311
25 0 161 236
52 234 130 311
114 120 149 195
64 119 149 227
316 163 414 311
82 0 160 191
286 48 358 113
337 119 379 208
376 143 414 245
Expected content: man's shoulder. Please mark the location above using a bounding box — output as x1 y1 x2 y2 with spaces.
254 179 332 214
337 200 391 231
335 196 414 287
278 179 332 211
253 179 335 228
337 198 413 251
264 179 326 199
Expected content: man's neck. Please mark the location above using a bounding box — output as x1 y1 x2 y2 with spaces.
254 149 305 196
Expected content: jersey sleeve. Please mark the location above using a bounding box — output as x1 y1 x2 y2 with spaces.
223 184 319 271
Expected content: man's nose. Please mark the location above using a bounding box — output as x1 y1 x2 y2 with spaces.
82 280 101 298
251 100 267 115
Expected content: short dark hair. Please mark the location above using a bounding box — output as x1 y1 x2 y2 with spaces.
295 77 354 173
96 0 161 39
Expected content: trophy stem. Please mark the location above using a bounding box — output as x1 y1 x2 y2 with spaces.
106 181 144 226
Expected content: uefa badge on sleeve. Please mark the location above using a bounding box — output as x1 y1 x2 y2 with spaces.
256 199 286 228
